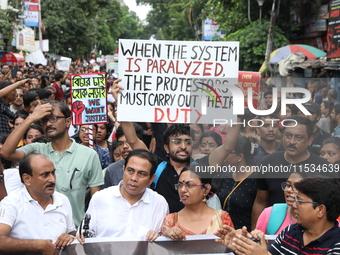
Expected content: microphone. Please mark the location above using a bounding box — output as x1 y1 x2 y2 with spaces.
83 213 93 238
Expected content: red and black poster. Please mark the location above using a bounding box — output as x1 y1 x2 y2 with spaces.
327 0 340 60
238 71 260 109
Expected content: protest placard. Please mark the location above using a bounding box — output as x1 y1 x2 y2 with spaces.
70 73 107 125
117 39 240 124
238 71 261 109
57 60 70 72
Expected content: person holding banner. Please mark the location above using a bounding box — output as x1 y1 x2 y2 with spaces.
0 100 104 228
77 149 169 243
0 154 76 254
116 121 192 213
110 80 192 213
161 165 234 240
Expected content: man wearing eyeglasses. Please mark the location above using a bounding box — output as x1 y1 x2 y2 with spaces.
15 91 39 118
156 124 193 213
252 116 332 230
0 101 104 228
9 87 25 114
216 178 340 255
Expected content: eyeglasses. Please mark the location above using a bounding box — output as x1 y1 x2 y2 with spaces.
15 94 24 98
174 182 206 190
283 133 305 141
171 139 192 146
200 143 217 149
281 182 297 192
117 141 129 146
294 194 319 208
39 116 67 125
80 127 91 132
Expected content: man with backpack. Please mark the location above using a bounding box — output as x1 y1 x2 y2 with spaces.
119 121 192 213
110 80 192 213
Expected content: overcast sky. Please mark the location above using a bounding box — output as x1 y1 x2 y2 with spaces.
124 0 151 21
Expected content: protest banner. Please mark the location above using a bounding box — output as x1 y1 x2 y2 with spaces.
118 39 240 124
238 71 261 109
70 73 108 125
60 235 276 255
56 60 70 71
25 49 46 65
327 0 340 60
24 0 39 27
57 57 72 71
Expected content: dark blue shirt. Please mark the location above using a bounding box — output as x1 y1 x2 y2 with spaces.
269 223 340 255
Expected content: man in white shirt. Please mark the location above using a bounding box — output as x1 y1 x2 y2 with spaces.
0 153 76 254
78 149 169 243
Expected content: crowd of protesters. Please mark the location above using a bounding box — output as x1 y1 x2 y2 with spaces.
0 60 340 255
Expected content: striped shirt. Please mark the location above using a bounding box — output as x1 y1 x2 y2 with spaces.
268 223 340 255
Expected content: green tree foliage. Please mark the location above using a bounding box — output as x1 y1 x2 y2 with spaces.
139 0 290 70
41 0 145 58
137 0 171 39
197 0 253 34
0 7 17 50
1 0 17 34
226 20 289 71
118 6 146 40
138 0 203 40
167 2 198 40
